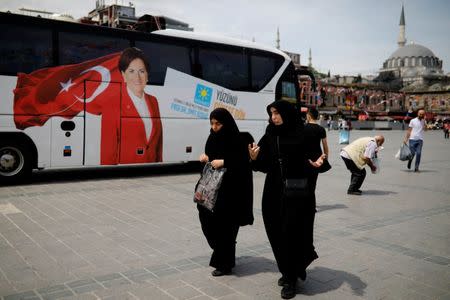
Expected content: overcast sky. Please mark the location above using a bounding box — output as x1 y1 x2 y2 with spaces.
1 0 449 76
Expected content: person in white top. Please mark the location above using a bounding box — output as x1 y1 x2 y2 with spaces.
403 109 427 172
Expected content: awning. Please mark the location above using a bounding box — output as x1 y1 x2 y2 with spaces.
319 110 337 114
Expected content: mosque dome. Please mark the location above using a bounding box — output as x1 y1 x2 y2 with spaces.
378 5 447 90
389 43 436 59
381 42 443 79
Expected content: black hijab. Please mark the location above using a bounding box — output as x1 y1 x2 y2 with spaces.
206 108 240 159
266 100 301 136
209 108 240 137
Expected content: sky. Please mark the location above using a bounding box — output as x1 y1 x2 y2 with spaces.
1 0 449 76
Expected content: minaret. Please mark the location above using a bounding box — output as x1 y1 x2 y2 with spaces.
397 4 406 47
308 48 312 68
276 27 280 49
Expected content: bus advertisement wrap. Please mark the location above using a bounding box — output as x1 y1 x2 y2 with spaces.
0 12 296 181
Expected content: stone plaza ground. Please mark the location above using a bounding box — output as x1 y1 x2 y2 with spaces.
0 130 449 300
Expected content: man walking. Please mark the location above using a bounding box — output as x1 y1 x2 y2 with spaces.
404 109 426 172
340 135 385 195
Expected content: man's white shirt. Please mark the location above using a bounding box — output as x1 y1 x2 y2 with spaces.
409 117 425 140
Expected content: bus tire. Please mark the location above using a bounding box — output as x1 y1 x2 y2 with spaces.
0 140 32 183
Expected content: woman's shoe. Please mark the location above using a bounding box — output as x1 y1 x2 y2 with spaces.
281 282 296 299
211 268 231 276
277 276 287 286
299 269 307 281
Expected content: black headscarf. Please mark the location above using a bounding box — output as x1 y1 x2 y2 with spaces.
266 100 301 136
209 108 240 137
206 108 240 160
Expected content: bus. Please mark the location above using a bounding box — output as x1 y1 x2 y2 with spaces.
0 11 300 182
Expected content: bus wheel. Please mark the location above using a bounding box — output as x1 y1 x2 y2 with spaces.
0 141 32 183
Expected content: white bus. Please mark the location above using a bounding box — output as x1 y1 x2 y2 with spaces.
0 11 300 182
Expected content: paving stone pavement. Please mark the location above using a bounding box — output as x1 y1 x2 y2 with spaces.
0 130 449 300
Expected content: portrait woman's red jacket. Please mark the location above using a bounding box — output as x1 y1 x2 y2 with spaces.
118 92 163 164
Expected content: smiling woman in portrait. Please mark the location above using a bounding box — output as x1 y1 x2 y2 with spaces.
118 47 163 163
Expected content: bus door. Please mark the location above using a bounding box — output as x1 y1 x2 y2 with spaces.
50 116 84 167
84 80 122 166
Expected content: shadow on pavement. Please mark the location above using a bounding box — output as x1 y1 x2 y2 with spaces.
234 256 278 276
301 266 367 296
363 190 398 195
317 204 348 212
2 162 202 187
400 169 437 173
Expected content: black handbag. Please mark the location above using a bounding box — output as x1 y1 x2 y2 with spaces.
317 158 332 173
277 137 309 198
283 178 309 198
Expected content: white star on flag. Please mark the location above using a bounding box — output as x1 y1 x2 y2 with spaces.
59 79 74 93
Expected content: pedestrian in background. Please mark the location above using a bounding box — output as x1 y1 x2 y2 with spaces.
346 118 353 131
404 109 426 172
304 107 329 207
443 120 449 139
327 118 332 131
248 100 324 299
340 135 385 195
198 108 254 277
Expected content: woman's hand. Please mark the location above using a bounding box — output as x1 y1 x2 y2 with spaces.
211 159 224 169
199 154 209 163
248 143 260 160
309 154 326 168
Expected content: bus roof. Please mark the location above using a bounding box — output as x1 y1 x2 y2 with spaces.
153 29 290 60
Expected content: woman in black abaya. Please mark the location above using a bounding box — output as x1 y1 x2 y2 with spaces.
249 100 324 299
198 108 254 276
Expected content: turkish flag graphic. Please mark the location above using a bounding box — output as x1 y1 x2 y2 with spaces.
13 52 122 129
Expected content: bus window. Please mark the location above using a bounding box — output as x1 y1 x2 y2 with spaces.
59 32 129 65
0 24 52 74
251 53 284 91
135 41 193 85
281 81 297 101
276 62 299 102
198 47 249 91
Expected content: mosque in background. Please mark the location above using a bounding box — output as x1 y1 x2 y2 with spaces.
377 5 448 93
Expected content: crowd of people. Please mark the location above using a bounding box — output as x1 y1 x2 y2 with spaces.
194 101 431 299
302 84 449 114
304 85 407 111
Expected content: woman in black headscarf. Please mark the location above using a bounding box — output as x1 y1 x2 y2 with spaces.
249 100 324 299
198 108 254 276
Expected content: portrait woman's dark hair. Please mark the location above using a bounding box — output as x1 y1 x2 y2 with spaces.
118 47 150 73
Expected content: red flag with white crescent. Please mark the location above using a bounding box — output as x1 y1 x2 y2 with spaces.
13 52 122 129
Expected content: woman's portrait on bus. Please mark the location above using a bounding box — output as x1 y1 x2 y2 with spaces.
118 47 163 163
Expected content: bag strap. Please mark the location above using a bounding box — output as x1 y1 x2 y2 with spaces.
276 136 286 181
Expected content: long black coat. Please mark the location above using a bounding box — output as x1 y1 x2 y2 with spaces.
252 101 318 281
203 132 254 226
197 118 254 271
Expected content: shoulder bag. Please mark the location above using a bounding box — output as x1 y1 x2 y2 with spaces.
277 136 309 198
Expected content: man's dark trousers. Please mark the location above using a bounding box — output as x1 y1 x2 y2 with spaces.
341 156 366 192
